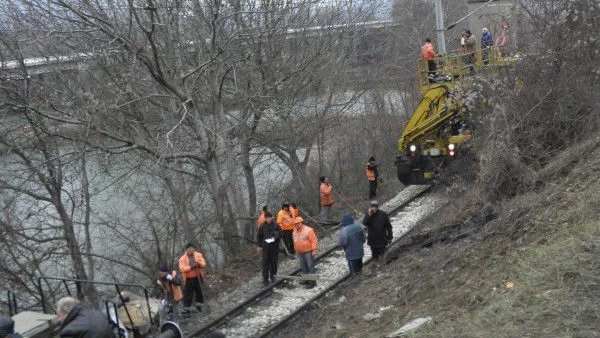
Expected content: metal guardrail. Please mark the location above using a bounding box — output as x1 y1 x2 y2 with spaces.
6 290 18 316
37 276 155 336
417 47 516 94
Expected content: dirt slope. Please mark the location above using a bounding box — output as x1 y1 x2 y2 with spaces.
272 144 600 337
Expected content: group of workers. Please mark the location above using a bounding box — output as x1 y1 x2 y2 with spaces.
422 26 506 80
0 158 384 335
155 242 207 322
254 156 389 290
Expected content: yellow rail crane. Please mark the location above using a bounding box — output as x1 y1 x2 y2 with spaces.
395 47 515 185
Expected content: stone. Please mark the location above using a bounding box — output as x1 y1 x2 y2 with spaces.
387 317 432 337
362 312 382 321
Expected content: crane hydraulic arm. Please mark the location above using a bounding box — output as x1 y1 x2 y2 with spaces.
397 85 458 152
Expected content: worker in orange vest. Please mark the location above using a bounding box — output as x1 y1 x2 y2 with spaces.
421 38 436 81
157 263 183 322
290 203 299 219
366 157 379 199
319 176 333 223
277 202 295 256
256 205 268 227
292 216 318 288
178 243 206 313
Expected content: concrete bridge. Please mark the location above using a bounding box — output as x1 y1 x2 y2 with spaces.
0 20 403 80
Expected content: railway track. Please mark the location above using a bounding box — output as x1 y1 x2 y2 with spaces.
184 185 441 338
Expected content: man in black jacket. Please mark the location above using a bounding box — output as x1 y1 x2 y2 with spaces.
257 211 281 287
362 200 393 263
56 296 115 338
0 316 23 338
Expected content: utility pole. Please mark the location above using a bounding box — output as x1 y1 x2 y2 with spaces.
434 0 446 54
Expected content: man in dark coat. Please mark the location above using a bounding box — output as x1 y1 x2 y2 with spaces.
0 316 23 338
257 211 281 286
362 200 393 263
338 212 366 275
55 296 115 338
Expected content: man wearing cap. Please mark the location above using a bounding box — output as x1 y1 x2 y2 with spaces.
292 216 318 288
363 201 393 263
257 211 281 286
157 263 183 322
179 243 206 313
277 202 295 256
0 316 22 338
481 27 494 65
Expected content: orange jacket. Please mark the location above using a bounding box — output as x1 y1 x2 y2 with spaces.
277 209 294 230
257 211 266 227
421 42 435 60
158 271 183 302
320 183 333 206
178 251 206 282
293 224 318 255
290 206 299 219
366 165 376 181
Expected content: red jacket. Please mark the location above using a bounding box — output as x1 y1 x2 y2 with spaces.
421 42 435 60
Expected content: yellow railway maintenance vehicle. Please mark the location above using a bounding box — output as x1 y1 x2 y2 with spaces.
395 47 515 185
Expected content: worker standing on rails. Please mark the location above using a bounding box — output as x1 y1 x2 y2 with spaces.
277 202 295 256
366 157 379 199
55 297 115 337
421 38 436 82
257 211 281 287
0 316 23 338
293 217 318 288
179 243 206 313
338 212 366 275
319 176 334 223
157 263 183 322
362 200 393 264
256 205 268 227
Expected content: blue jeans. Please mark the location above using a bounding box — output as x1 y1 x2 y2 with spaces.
297 252 316 275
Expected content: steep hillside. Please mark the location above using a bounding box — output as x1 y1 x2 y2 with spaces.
273 139 600 337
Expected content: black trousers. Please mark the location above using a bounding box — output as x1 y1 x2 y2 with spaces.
262 244 279 282
348 258 363 275
369 180 378 199
427 59 437 77
281 229 294 254
370 245 387 261
183 276 204 307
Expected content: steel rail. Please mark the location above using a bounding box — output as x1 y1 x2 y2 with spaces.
186 186 431 338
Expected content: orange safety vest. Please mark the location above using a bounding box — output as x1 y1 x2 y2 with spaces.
290 206 299 219
160 271 183 302
178 251 206 283
366 165 376 181
277 209 294 230
256 211 266 227
320 183 333 206
292 224 318 255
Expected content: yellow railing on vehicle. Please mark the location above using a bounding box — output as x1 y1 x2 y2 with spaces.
417 47 515 95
